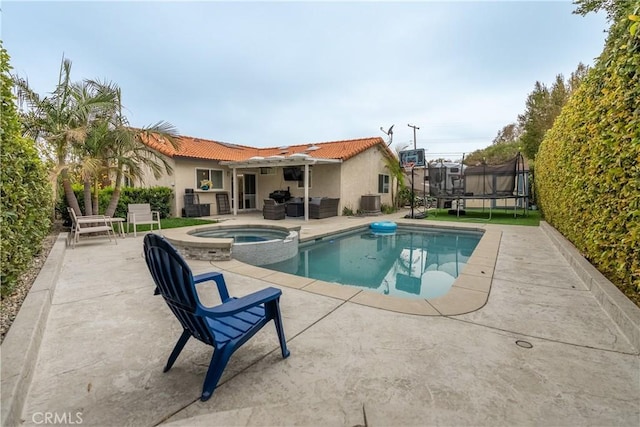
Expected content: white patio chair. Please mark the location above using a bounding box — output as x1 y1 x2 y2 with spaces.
67 208 117 248
127 203 161 237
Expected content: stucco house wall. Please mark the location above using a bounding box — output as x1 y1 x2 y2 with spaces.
139 157 231 216
174 158 231 216
137 136 397 217
133 156 178 215
340 146 393 212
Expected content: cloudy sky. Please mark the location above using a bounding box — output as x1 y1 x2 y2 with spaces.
4 1 607 160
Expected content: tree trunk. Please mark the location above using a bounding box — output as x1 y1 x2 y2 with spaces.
62 169 82 216
104 169 122 217
92 178 99 214
83 177 92 216
49 170 60 220
391 180 396 209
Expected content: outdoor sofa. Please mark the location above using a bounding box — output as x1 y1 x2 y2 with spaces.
308 197 340 219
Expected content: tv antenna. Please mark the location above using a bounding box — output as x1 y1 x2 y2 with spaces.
380 124 394 146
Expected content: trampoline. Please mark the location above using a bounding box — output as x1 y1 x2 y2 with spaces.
428 153 529 220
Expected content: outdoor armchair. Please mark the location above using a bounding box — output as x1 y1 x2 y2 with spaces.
66 207 117 248
127 203 161 237
263 199 286 220
143 234 290 401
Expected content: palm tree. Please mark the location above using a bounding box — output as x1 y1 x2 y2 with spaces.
76 119 111 215
384 143 408 208
13 58 117 216
97 85 180 218
15 62 179 218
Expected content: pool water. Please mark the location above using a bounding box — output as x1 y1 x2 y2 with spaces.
191 228 289 243
263 227 482 299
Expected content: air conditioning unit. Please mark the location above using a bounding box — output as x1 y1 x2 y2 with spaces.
361 194 381 215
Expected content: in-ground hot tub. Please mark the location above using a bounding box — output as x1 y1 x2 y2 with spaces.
163 224 299 265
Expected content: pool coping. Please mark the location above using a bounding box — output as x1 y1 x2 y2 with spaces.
195 220 501 316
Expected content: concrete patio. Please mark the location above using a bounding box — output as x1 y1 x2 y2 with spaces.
2 211 639 426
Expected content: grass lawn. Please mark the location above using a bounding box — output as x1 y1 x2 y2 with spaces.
122 217 218 233
419 208 541 226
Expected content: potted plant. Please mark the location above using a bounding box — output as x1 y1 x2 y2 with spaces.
200 179 213 190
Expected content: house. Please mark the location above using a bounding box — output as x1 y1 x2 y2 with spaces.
138 134 398 220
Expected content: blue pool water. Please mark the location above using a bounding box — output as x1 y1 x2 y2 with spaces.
263 227 482 299
190 228 288 243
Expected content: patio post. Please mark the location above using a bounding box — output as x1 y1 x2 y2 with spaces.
232 167 238 216
304 163 309 221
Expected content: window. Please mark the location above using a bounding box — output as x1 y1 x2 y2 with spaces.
378 174 390 193
260 167 275 175
196 169 223 190
297 170 312 189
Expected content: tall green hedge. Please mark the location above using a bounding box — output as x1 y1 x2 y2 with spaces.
58 186 174 223
536 6 640 294
0 44 53 295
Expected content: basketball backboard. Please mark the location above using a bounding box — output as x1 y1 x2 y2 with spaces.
399 149 426 167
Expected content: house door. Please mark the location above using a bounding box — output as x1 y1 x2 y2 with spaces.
234 174 257 210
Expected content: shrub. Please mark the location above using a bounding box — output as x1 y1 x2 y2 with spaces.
0 45 53 295
58 186 174 224
397 187 413 207
536 7 640 295
380 203 396 214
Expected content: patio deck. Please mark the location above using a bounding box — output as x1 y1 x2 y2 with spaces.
2 211 639 426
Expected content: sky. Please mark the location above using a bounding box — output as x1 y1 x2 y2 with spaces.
3 0 608 161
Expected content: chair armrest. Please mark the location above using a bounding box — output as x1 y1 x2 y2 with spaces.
76 215 111 226
152 211 161 220
193 271 231 302
199 287 282 317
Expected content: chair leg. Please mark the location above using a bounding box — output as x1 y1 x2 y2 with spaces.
201 345 234 401
267 300 290 359
164 330 191 373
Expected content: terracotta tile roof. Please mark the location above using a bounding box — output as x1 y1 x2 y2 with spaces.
256 137 392 161
142 134 395 162
143 134 258 161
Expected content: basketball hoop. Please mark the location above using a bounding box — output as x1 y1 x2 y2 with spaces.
403 161 415 172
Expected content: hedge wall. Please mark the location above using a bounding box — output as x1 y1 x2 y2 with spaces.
58 186 174 223
536 7 639 295
0 45 53 295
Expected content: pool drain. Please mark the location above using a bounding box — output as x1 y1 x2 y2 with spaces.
515 340 533 349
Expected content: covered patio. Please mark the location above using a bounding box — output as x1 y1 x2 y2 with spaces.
221 154 341 221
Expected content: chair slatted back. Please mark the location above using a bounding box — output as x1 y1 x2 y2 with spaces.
143 234 214 346
129 203 154 222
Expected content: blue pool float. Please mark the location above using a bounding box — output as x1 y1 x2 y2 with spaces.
370 221 398 233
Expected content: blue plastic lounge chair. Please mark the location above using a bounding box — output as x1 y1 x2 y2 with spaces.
143 234 290 401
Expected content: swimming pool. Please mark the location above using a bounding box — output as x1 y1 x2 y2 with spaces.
263 226 482 299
